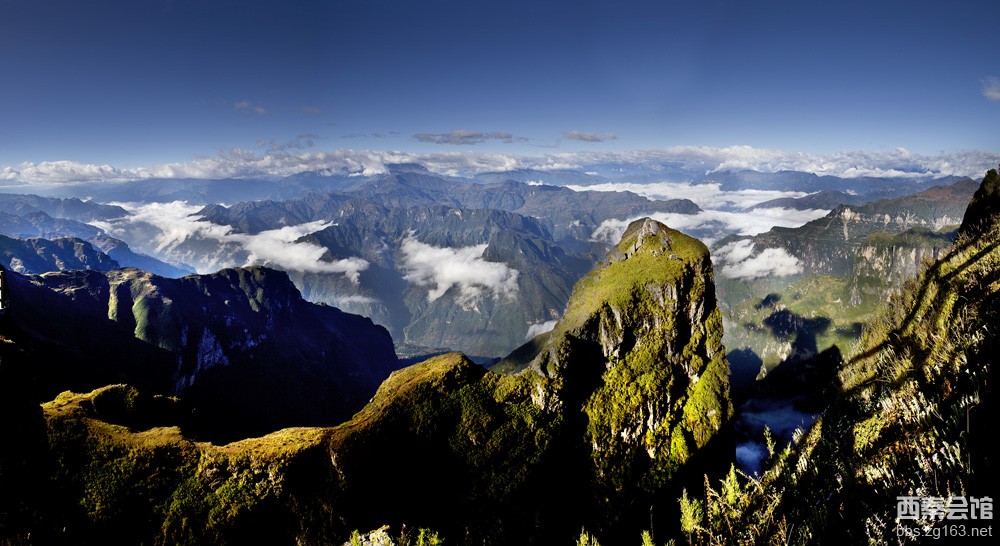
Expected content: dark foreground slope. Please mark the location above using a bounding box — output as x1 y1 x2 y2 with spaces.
684 167 998 545
5 266 399 441
3 218 731 546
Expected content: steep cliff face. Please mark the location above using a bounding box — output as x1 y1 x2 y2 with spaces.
742 178 976 277
848 227 955 305
526 218 732 495
958 165 1000 238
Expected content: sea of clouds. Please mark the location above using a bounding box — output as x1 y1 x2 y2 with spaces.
90 201 369 280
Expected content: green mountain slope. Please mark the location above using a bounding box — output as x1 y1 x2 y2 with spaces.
685 166 997 545
6 217 731 545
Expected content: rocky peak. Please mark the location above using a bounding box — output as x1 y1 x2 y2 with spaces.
959 165 1000 239
524 218 730 502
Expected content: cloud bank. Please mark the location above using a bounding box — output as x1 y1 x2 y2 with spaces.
714 240 803 280
567 181 811 210
3 146 996 186
591 207 829 246
399 234 519 304
525 319 558 340
92 202 369 279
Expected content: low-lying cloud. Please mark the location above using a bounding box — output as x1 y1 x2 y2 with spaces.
591 207 829 246
567 181 809 210
714 240 803 280
525 319 558 340
91 202 369 280
399 234 519 304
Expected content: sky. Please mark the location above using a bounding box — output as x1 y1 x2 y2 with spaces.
1 0 998 180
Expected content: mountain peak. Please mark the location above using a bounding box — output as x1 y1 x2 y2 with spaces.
959 165 1000 238
608 217 708 264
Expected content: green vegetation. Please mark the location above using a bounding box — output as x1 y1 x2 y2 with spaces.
13 217 735 545
677 167 998 545
722 274 871 372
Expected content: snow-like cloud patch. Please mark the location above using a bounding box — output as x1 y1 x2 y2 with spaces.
399 234 519 303
525 319 558 340
327 294 379 308
715 240 803 280
566 181 809 210
92 201 368 279
234 224 370 281
590 207 829 246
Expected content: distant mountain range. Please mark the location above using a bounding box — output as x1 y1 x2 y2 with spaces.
133 171 701 356
0 193 127 221
0 193 195 277
0 234 119 273
705 169 966 200
744 189 868 211
727 177 977 277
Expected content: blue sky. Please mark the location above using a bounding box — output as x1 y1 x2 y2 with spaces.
1 0 998 177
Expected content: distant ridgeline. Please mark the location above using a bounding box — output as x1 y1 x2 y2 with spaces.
0 218 733 545
718 176 979 378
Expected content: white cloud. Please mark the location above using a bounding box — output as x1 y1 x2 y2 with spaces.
525 319 558 340
329 294 379 306
230 223 370 281
92 202 368 279
3 146 997 186
590 207 829 246
413 130 528 145
234 100 267 115
715 240 803 280
563 131 616 142
982 77 1000 101
399 234 519 304
566 181 809 210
